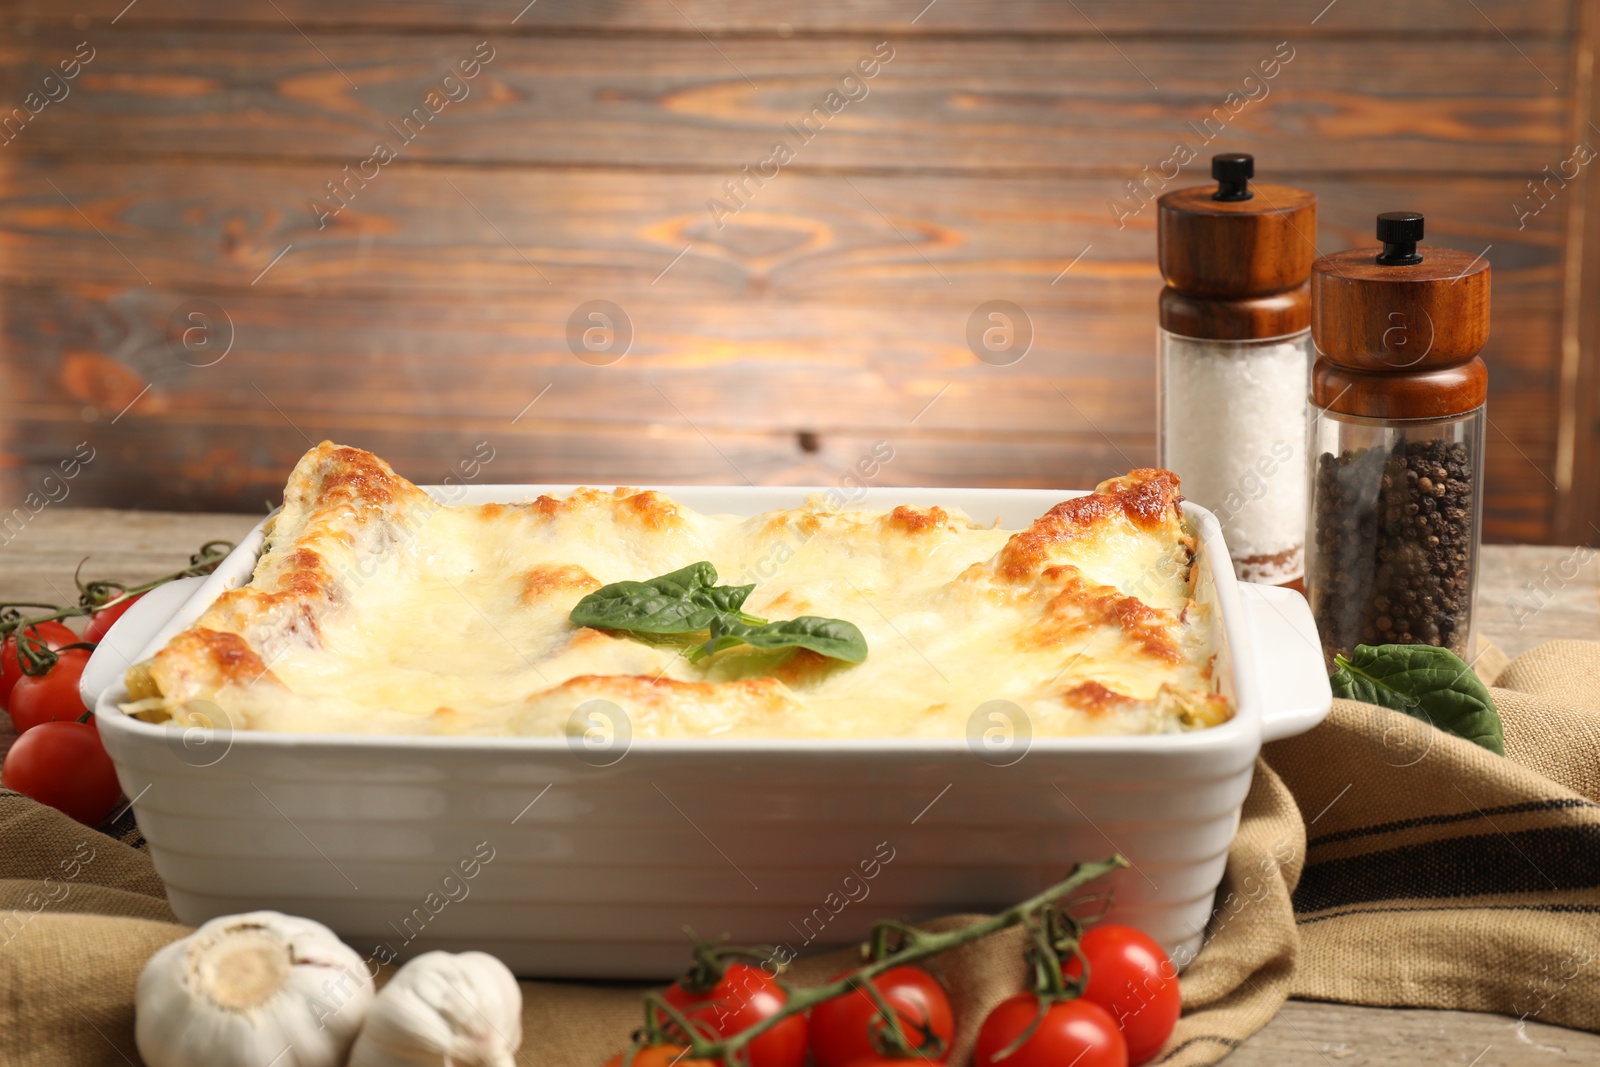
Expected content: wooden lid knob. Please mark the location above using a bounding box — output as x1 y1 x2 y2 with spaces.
1157 156 1317 340
1310 213 1490 418
1312 248 1490 370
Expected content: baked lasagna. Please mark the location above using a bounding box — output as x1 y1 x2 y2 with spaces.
123 443 1229 739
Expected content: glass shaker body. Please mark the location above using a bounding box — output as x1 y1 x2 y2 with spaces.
1305 405 1485 665
1159 327 1312 585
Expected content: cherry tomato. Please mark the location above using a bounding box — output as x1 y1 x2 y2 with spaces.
8 649 92 734
83 593 143 644
810 966 954 1067
1 719 123 825
602 1046 718 1067
663 962 808 1067
974 994 1126 1067
0 621 79 709
1062 925 1180 1065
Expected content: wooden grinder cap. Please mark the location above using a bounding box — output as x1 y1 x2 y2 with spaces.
1311 212 1490 419
1157 153 1318 341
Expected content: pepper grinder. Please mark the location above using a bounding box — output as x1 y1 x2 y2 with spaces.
1305 212 1490 664
1157 153 1318 586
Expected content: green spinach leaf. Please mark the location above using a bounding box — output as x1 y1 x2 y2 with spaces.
690 614 869 664
569 562 868 664
1330 644 1503 755
569 562 758 633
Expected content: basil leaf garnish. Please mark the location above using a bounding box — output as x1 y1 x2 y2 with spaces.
569 562 757 633
1330 643 1504 755
692 614 868 665
569 562 867 664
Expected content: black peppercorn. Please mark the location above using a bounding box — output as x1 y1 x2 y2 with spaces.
1310 435 1475 660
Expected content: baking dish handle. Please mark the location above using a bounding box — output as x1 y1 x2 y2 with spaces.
78 575 208 710
1239 582 1334 742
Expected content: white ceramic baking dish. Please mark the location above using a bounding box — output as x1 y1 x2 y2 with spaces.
86 485 1330 979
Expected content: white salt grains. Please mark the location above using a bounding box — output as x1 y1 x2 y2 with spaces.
1159 332 1310 584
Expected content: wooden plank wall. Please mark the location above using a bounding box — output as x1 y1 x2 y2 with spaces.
0 0 1592 544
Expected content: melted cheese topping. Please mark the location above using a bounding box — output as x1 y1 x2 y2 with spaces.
125 444 1229 740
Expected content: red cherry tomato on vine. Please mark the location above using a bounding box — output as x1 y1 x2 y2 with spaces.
974 994 1127 1067
0 621 79 708
1062 925 1180 1065
1 719 123 825
8 649 92 734
663 962 808 1067
83 593 143 644
602 1046 718 1067
809 966 954 1067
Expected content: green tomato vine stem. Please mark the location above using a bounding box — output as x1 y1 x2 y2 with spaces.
0 540 235 675
637 854 1128 1065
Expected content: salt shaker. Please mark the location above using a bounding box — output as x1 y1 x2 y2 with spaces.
1157 154 1318 585
1305 212 1489 663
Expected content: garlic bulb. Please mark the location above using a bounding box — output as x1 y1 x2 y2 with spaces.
135 910 375 1067
348 951 523 1067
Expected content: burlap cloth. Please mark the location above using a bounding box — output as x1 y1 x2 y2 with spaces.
3 641 1597 1066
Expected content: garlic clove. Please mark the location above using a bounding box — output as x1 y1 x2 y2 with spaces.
135 910 375 1067
348 950 523 1067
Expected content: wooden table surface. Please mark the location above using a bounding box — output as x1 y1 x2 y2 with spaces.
2 509 1598 1066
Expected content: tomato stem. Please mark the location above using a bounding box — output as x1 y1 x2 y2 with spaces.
630 855 1129 1065
852 972 933 1059
0 541 235 665
15 638 97 678
674 929 785 995
866 919 925 962
641 991 715 1051
1045 906 1093 1001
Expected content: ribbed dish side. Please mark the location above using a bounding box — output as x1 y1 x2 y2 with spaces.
108 740 1253 977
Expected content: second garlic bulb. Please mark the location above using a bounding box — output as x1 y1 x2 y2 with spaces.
348 951 523 1067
